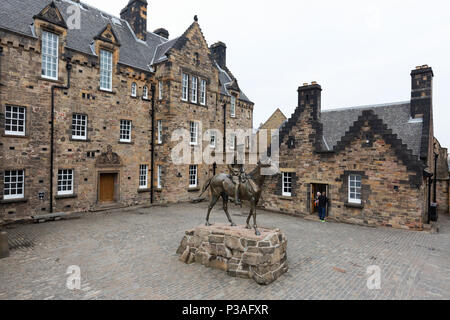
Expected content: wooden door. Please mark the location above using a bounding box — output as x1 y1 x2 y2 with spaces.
99 173 115 202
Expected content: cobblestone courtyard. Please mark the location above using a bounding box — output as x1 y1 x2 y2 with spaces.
1 203 449 300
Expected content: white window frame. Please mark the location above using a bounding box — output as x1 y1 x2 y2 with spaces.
229 133 236 150
143 85 149 99
190 121 198 146
157 120 163 144
3 170 25 200
191 76 198 103
282 172 293 197
41 31 59 80
5 106 26 136
230 96 236 118
139 165 148 189
71 114 87 141
189 165 198 188
158 81 163 100
200 79 207 105
57 169 74 196
100 50 113 91
182 73 189 101
157 165 162 189
120 120 132 143
131 82 137 97
210 130 216 148
348 174 362 204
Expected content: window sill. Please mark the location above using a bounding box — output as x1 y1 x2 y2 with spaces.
40 77 63 84
55 194 77 200
155 188 162 193
279 196 294 201
98 88 115 94
70 137 90 142
1 197 28 204
188 187 200 192
138 188 151 193
345 202 364 209
143 98 151 102
2 134 29 139
119 141 134 145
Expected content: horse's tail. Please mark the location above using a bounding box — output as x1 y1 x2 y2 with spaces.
191 177 213 203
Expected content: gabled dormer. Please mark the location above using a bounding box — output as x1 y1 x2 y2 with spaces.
93 24 121 92
33 1 68 81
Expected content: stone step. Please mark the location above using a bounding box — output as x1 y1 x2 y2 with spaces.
31 212 70 223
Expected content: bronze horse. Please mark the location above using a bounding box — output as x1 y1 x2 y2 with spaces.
199 161 271 235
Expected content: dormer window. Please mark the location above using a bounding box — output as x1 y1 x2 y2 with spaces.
131 82 137 97
41 31 59 80
100 50 113 91
230 96 236 118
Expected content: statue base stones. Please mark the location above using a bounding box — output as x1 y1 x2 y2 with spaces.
177 224 288 285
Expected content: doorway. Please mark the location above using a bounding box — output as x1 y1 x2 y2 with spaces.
311 183 328 214
99 173 117 203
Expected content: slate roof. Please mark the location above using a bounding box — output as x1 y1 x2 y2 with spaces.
0 0 252 101
321 102 423 157
216 62 251 103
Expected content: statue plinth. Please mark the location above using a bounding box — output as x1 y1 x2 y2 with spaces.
177 224 288 285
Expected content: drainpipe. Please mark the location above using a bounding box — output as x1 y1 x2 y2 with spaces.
50 61 72 213
223 102 227 157
0 46 3 86
150 84 156 204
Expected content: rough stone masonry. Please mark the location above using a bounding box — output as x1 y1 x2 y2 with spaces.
177 224 288 285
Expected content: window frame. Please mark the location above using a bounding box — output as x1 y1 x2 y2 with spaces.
230 96 236 118
71 113 87 141
120 119 132 143
210 130 216 149
158 81 163 100
157 120 163 144
282 172 293 197
139 164 149 189
348 174 362 204
3 170 25 200
131 82 137 97
200 79 207 105
57 169 74 196
157 165 162 189
41 31 59 80
182 73 189 101
191 76 198 103
190 121 198 146
229 133 236 150
100 49 113 91
5 105 26 136
143 85 149 99
189 165 198 188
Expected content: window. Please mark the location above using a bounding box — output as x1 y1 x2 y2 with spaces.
100 50 113 91
191 76 198 103
3 170 24 200
57 169 74 196
190 121 198 145
139 165 148 189
72 114 87 140
157 165 162 189
229 133 236 150
41 31 58 80
120 120 132 142
158 81 163 100
143 85 149 99
157 120 163 144
348 174 362 204
189 165 198 188
200 79 207 105
282 172 293 197
230 96 236 118
182 73 189 101
210 130 216 148
131 82 137 97
5 106 26 136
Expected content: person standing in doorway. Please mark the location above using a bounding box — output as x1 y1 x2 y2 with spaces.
318 192 328 222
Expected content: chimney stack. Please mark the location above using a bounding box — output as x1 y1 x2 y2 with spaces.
120 0 148 41
298 82 322 120
154 28 169 39
210 41 227 69
410 65 433 119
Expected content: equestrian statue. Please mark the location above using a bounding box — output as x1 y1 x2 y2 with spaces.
197 160 271 236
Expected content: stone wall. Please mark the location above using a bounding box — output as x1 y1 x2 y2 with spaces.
436 180 449 214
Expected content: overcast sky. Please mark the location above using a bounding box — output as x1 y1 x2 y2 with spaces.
84 0 450 149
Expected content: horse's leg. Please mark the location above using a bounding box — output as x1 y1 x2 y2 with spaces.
251 200 261 236
246 207 253 230
206 192 220 226
222 193 236 227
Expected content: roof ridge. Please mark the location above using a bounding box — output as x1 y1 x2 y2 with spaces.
322 101 410 113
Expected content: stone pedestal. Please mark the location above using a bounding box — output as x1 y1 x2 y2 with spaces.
0 232 9 259
177 224 288 285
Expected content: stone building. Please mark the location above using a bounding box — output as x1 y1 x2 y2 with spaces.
0 0 253 219
434 138 449 214
261 66 447 230
257 108 287 149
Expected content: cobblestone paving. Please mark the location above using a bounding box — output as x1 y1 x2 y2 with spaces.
1 203 449 300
